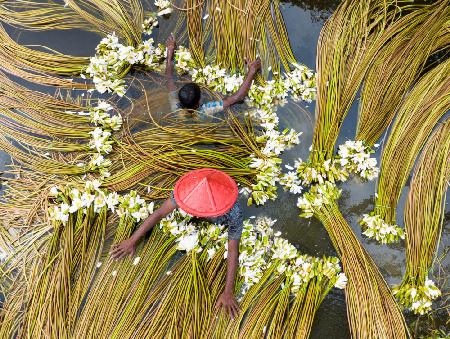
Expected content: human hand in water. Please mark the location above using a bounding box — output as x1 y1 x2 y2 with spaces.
111 238 137 259
246 57 261 75
166 34 176 60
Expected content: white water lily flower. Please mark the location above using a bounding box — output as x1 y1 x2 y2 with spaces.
289 184 303 194
49 186 59 196
142 15 158 35
108 115 123 131
155 0 172 16
334 273 348 289
69 197 84 213
411 300 421 311
90 153 106 167
97 100 113 112
49 203 69 224
131 207 148 222
207 247 216 260
352 152 369 164
157 7 172 16
360 214 404 244
424 278 441 298
410 287 417 300
147 201 155 214
176 232 199 252
85 179 102 192
60 203 70 214
117 45 135 62
106 192 120 211
82 192 96 208
93 193 107 212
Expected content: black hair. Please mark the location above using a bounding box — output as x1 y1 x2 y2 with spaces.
178 83 201 109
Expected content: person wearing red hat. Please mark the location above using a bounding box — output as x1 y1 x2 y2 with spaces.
111 168 243 318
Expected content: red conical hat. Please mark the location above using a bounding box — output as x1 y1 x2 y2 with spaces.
174 168 238 217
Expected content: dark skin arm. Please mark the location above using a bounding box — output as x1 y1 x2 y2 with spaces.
223 58 261 108
215 238 240 319
165 34 176 92
111 198 176 258
110 197 241 319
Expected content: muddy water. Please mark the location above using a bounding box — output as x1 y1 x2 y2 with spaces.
2 1 449 337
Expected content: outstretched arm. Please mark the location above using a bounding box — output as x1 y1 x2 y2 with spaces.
215 239 240 318
111 198 176 259
223 58 261 108
165 34 176 92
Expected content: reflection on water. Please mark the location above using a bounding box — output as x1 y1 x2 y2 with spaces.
1 1 449 338
282 0 340 22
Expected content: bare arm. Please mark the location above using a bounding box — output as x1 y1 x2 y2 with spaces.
215 239 240 318
165 34 176 92
223 58 261 108
111 198 176 259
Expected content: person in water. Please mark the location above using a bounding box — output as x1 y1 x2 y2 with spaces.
111 169 243 318
164 34 261 116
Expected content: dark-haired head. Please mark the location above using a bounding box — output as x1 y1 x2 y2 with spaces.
178 83 201 110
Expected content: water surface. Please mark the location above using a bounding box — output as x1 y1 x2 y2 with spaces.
2 1 449 337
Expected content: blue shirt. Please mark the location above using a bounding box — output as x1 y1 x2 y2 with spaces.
170 191 243 240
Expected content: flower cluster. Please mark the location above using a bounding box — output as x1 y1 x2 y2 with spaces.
281 158 346 206
191 65 231 93
89 127 114 154
116 191 155 222
159 210 227 254
281 141 378 196
359 214 405 244
173 50 316 110
246 64 316 111
337 140 379 180
247 79 289 109
393 278 441 315
170 48 317 206
247 156 281 205
142 13 158 35
232 217 345 295
48 182 154 224
174 46 196 74
155 0 173 16
280 141 379 220
84 38 313 205
158 213 345 296
237 217 278 291
83 33 127 96
284 63 316 102
89 100 123 131
68 100 122 178
282 158 348 192
86 101 121 162
297 181 342 218
83 33 166 96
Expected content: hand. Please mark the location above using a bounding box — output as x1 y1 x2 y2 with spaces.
246 57 261 74
111 238 137 259
166 34 176 58
215 291 240 319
